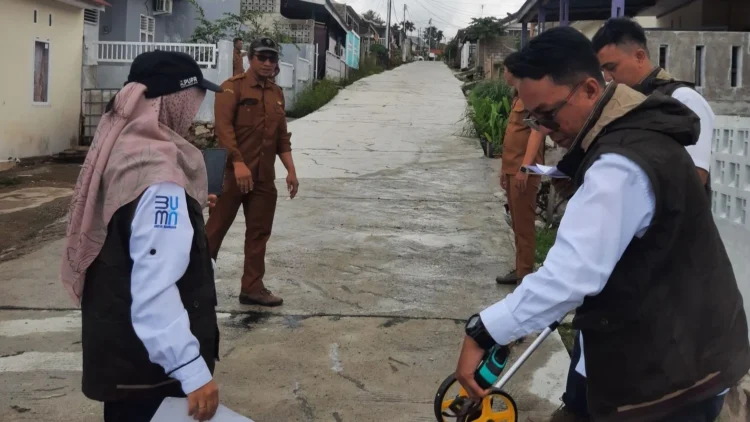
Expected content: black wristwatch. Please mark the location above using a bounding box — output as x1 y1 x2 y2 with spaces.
465 314 496 350
519 165 529 174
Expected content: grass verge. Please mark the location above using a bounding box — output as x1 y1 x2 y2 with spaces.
285 57 395 119
285 79 341 119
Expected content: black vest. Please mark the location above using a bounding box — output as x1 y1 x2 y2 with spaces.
81 193 219 402
571 92 749 420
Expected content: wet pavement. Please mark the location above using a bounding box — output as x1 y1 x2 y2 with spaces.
0 62 567 421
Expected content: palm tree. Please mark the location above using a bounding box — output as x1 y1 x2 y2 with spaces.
404 20 416 34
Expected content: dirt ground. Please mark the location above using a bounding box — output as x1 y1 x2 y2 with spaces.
0 163 81 263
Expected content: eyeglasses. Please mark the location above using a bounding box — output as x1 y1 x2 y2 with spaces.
523 82 583 132
254 54 279 64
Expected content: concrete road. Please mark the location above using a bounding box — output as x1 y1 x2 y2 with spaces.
0 62 567 421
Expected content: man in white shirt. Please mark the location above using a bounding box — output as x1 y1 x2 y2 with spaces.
455 27 748 422
593 17 713 187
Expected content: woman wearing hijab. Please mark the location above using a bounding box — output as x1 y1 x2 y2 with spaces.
61 51 223 422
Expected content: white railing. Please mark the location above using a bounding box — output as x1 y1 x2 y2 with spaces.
95 41 217 66
376 38 387 46
277 61 294 89
296 57 312 82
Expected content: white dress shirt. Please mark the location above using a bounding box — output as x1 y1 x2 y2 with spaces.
672 87 714 172
130 182 212 395
480 153 655 350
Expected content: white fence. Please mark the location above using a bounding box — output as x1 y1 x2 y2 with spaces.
296 57 312 82
277 62 295 89
325 51 345 80
95 41 217 66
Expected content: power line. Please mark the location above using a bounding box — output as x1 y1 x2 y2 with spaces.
411 0 468 29
420 0 481 18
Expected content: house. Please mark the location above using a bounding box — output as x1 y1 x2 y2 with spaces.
0 0 107 160
264 0 350 79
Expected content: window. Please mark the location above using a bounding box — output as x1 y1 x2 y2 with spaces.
658 45 668 70
139 15 155 43
153 0 173 15
694 45 704 87
33 41 50 104
731 46 742 87
84 9 99 25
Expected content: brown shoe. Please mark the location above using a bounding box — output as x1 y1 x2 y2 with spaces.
239 288 284 307
496 270 520 285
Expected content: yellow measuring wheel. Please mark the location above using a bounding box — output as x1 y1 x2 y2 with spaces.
433 322 561 422
433 374 517 422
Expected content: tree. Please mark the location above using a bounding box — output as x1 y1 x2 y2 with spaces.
187 0 292 45
404 20 416 34
362 10 384 24
422 25 444 48
465 16 506 41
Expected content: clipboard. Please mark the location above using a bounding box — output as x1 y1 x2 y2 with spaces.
203 148 228 196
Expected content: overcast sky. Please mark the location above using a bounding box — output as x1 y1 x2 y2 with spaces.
340 0 527 40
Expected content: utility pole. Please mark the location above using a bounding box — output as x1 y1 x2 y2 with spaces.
385 0 392 53
481 4 484 17
402 4 406 46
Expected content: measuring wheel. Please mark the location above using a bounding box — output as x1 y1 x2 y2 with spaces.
433 374 518 422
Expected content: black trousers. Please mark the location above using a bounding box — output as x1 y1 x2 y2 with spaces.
563 330 726 422
103 397 164 422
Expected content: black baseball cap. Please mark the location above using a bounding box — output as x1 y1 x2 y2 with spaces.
249 37 280 55
126 50 222 99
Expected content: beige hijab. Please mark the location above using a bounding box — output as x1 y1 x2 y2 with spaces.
61 82 208 305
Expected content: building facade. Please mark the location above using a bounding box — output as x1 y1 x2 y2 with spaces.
0 0 105 160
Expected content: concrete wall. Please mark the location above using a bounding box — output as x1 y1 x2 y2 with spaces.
98 0 128 41
476 35 516 71
158 0 241 43
645 30 750 116
0 0 84 159
710 115 750 335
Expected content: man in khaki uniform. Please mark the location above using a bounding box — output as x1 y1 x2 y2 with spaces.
232 38 244 76
207 37 299 306
496 66 545 286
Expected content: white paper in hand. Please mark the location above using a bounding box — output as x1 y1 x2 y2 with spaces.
150 397 254 422
525 164 569 179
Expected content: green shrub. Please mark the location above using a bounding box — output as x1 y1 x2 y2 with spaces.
465 80 513 151
286 79 340 118
534 226 558 265
470 79 514 104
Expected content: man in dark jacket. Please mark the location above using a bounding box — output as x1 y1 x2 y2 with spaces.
454 27 749 422
558 19 718 421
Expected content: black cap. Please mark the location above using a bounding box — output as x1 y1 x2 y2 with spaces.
126 50 222 99
249 37 280 55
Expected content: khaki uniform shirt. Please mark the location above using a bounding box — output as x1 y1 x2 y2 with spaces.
214 71 292 182
233 50 244 76
501 96 544 175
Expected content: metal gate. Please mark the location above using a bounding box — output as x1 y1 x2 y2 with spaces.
80 88 119 145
